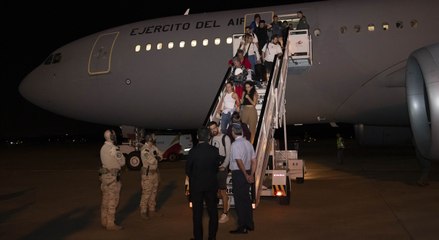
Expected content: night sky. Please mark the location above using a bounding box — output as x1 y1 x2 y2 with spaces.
2 0 321 139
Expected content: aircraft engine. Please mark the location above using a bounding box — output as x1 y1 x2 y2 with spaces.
406 43 439 161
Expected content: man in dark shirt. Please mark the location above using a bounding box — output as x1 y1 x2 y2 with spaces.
296 11 310 30
254 20 269 55
186 127 221 240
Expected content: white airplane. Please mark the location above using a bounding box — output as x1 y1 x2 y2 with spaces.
19 0 439 163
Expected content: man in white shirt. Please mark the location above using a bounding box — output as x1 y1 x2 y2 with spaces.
262 34 283 80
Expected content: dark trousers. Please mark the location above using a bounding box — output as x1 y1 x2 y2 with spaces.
231 170 254 229
337 148 344 164
191 189 218 240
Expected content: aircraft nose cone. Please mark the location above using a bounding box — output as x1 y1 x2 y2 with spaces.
19 74 33 102
18 68 51 108
19 72 38 103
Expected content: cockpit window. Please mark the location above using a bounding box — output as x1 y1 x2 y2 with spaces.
43 52 62 65
52 53 62 63
410 20 418 28
44 55 53 65
340 26 347 34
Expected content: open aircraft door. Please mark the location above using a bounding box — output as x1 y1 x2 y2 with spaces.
243 11 274 31
232 34 244 56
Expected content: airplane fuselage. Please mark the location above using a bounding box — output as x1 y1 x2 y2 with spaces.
19 0 439 130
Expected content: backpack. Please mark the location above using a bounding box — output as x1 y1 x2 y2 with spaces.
229 67 247 85
219 134 228 166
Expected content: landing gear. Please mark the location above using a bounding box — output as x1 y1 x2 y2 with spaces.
126 151 142 170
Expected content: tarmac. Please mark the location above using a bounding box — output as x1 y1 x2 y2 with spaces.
0 139 438 240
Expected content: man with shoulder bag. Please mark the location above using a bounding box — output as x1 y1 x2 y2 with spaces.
208 121 232 224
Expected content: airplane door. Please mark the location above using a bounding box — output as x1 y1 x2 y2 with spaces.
232 34 244 56
244 11 274 31
233 11 273 57
88 32 119 75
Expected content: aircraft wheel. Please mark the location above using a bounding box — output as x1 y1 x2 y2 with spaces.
168 153 180 162
127 151 142 170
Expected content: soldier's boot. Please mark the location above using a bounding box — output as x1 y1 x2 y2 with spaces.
148 210 163 217
101 215 107 228
101 209 108 228
140 209 149 220
106 216 123 231
106 222 123 231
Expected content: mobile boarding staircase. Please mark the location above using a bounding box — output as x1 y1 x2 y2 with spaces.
185 29 312 208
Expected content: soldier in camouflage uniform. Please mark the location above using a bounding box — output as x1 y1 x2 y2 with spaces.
99 129 125 231
139 134 164 220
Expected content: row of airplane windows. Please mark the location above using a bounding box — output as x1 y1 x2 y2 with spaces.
134 37 233 52
341 20 418 34
134 19 418 52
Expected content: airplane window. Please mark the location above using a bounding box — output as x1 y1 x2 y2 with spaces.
367 24 375 31
354 25 361 33
52 53 62 63
44 54 53 65
226 37 233 44
179 41 185 48
340 26 347 34
135 45 141 52
410 20 418 28
157 43 163 50
382 23 390 31
191 40 197 47
214 38 221 45
168 42 174 49
146 44 152 51
396 21 404 29
202 39 209 46
314 29 321 37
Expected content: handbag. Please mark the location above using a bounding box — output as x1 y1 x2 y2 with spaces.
244 42 251 58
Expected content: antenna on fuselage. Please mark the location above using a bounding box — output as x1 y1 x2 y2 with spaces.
184 8 190 15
